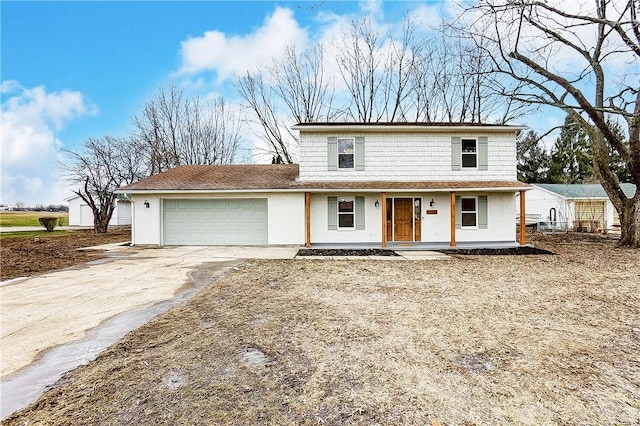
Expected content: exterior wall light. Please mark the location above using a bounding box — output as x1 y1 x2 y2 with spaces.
429 198 435 207
144 200 150 208
375 200 380 207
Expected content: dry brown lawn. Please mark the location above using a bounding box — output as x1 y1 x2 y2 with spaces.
1 229 131 281
4 233 640 425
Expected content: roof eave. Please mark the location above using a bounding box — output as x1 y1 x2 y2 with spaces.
292 124 528 133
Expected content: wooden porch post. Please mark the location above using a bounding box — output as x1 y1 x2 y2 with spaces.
305 192 311 248
381 193 387 248
450 191 456 247
519 190 526 246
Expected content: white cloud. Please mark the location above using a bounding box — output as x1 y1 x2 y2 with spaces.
0 81 96 207
178 7 308 82
359 0 383 19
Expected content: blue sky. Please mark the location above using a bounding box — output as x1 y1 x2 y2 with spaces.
2 0 559 206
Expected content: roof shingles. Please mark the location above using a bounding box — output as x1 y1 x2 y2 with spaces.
118 164 530 192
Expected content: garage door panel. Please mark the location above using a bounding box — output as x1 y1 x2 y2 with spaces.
163 199 267 245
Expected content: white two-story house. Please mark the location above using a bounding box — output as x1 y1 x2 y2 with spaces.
118 123 531 248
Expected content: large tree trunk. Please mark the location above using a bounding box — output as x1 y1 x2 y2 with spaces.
617 194 640 248
588 118 639 248
92 205 114 234
94 215 109 234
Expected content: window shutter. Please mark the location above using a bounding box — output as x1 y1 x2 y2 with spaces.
327 197 337 230
455 196 462 229
327 137 337 171
451 137 461 171
478 136 488 170
355 136 365 171
478 196 488 229
355 196 365 230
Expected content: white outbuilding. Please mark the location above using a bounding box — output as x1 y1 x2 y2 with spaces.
65 195 132 227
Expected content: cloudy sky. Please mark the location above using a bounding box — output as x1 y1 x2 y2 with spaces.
0 0 573 207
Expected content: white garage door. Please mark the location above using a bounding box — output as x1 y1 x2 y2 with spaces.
79 204 93 227
163 199 268 246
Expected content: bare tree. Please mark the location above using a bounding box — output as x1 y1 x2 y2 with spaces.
236 72 296 163
62 136 145 233
133 86 242 174
236 44 335 163
271 45 336 124
457 0 640 246
336 17 388 122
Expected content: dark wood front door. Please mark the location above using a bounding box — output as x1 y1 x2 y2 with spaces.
394 198 413 241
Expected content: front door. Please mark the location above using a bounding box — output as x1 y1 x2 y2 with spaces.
394 198 413 241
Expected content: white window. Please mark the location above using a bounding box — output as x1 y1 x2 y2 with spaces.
338 198 354 228
461 197 477 227
338 138 354 169
461 138 477 168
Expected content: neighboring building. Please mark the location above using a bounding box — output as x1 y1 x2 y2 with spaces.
65 195 132 227
519 183 636 232
118 123 531 247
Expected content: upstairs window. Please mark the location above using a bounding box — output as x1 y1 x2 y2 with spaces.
461 139 477 168
338 198 355 228
338 138 354 169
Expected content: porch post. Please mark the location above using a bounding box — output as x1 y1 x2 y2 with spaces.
450 191 456 247
519 190 526 246
381 192 387 248
305 192 311 248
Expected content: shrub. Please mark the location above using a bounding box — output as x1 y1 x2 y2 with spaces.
38 217 59 232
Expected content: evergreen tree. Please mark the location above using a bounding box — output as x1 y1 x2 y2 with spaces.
516 130 551 183
548 114 594 183
606 118 631 183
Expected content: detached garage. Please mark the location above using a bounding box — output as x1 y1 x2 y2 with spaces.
66 195 132 227
163 199 267 245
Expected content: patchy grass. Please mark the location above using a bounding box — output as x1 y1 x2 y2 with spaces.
0 230 71 240
5 234 639 425
0 212 68 227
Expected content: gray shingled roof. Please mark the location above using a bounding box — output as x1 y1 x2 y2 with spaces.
534 183 637 198
118 164 531 192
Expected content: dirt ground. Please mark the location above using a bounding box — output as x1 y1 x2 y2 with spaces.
3 232 639 425
0 229 131 281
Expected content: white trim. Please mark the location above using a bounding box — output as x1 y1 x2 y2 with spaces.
118 186 532 195
292 124 527 133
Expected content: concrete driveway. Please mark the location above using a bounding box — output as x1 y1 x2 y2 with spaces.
0 245 298 379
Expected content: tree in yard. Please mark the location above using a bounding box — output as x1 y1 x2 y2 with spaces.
517 130 551 183
63 136 145 233
236 44 335 163
458 0 640 247
606 118 632 183
133 86 243 174
548 114 594 184
63 86 244 233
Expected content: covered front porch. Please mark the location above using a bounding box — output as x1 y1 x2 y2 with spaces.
302 187 530 249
